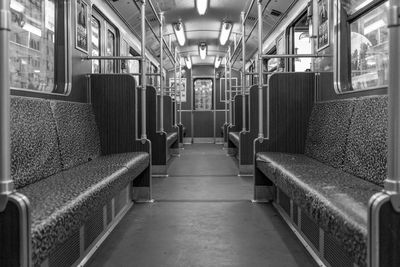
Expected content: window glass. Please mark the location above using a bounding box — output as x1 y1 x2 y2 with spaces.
349 2 388 90
91 17 100 73
343 0 375 15
10 0 56 92
194 79 213 111
105 29 115 73
292 13 312 72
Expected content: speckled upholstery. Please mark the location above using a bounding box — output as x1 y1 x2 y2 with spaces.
167 132 178 147
255 96 389 266
10 97 150 266
229 132 240 147
19 153 149 266
50 101 101 170
10 97 62 188
304 99 354 168
343 96 388 186
256 152 381 266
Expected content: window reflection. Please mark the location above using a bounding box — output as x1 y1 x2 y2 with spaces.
9 0 56 92
194 79 213 111
91 17 100 73
349 2 388 90
105 30 115 73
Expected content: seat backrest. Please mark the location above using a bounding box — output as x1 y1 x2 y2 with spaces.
51 101 101 170
343 95 388 186
304 99 355 168
11 96 62 188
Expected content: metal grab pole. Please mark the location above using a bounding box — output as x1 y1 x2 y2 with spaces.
174 48 178 126
159 13 164 132
224 57 228 125
257 0 264 139
179 62 182 124
228 47 232 125
241 11 246 132
141 0 147 139
385 0 400 193
0 0 13 212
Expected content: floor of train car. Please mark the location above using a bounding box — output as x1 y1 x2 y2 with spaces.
86 144 317 267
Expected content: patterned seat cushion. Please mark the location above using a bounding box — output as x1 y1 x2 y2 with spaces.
304 99 355 168
343 96 388 186
51 101 101 170
19 152 149 266
166 132 178 147
256 152 381 266
229 132 240 148
10 97 62 188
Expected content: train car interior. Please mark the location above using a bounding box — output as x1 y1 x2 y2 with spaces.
1 0 400 266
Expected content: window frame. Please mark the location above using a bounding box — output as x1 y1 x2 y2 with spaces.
333 0 388 94
9 0 72 95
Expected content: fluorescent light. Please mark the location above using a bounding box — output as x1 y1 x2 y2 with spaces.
185 57 192 69
22 23 42 37
173 22 186 46
196 0 208 15
214 56 222 69
364 19 386 34
219 22 232 46
353 0 373 12
198 43 207 60
10 0 25 13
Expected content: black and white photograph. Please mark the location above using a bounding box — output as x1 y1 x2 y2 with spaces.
0 0 396 266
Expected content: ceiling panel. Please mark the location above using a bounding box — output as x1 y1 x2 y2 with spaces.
109 0 297 69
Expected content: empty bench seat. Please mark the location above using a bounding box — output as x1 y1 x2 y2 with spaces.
255 96 387 266
11 97 150 266
228 132 240 148
166 132 178 147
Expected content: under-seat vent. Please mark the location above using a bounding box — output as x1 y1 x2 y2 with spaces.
300 212 319 249
49 230 80 267
293 203 298 226
115 187 128 216
84 208 104 250
324 233 354 267
278 189 291 217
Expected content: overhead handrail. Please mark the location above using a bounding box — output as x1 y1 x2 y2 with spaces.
0 0 13 212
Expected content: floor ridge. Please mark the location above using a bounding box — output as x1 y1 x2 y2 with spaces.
153 199 252 203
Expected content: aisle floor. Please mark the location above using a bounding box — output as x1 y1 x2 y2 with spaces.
86 144 317 267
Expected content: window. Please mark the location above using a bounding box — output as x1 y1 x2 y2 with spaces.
91 17 101 73
9 0 69 93
349 3 388 90
289 12 312 72
105 29 115 73
194 79 213 111
121 41 140 84
334 0 388 92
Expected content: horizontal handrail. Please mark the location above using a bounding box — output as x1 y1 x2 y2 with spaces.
82 56 142 61
261 54 333 59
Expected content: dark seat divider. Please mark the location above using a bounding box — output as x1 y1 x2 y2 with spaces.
254 73 315 191
138 86 178 174
90 74 151 187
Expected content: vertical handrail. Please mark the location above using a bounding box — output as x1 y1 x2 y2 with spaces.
0 0 14 212
141 0 147 139
224 57 228 125
241 11 246 132
174 48 178 126
385 0 400 193
159 12 164 132
179 61 182 124
257 0 264 139
228 47 233 125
